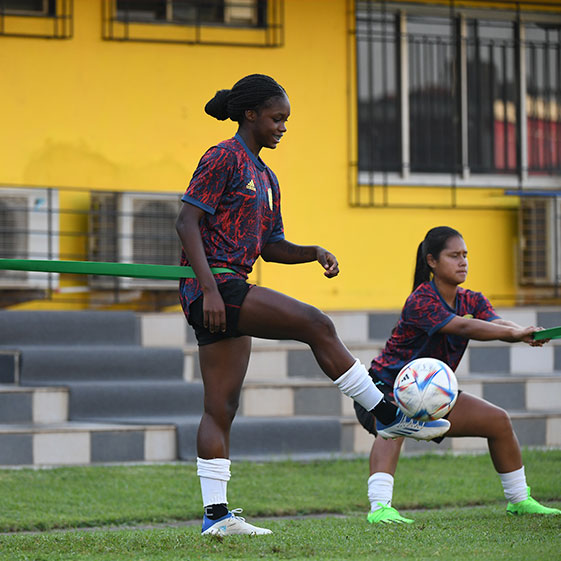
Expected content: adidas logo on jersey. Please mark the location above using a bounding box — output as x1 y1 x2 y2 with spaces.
246 180 256 191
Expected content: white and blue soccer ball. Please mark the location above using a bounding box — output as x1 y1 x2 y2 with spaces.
393 357 458 421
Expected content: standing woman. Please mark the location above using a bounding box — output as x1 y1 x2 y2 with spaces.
176 75 450 536
355 226 560 524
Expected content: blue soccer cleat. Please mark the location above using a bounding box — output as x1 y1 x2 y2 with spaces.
376 410 450 441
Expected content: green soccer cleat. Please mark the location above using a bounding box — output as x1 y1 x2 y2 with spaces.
507 488 561 516
367 504 414 524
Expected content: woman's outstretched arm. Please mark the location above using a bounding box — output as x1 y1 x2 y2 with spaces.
261 240 339 278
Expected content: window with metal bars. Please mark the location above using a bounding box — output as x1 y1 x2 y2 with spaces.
467 19 518 174
407 15 460 173
356 8 401 173
355 1 561 184
525 23 561 175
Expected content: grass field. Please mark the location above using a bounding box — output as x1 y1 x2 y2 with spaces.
1 449 560 560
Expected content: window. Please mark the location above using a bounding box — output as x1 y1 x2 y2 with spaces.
356 8 400 172
115 0 265 27
355 1 561 191
104 0 281 46
0 0 71 38
408 15 459 173
525 23 561 175
467 19 517 173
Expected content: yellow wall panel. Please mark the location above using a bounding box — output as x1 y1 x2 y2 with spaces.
1 0 555 311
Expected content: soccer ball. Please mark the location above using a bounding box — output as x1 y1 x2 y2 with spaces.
393 358 458 421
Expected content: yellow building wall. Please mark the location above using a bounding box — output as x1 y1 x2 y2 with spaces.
0 0 544 311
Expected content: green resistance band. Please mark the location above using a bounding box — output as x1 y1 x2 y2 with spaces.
532 326 561 341
0 259 235 280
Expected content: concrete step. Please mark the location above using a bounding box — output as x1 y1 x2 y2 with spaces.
3 346 186 385
67 381 204 419
107 414 346 461
141 309 561 380
0 350 19 384
182 339 561 382
4 374 558 427
346 409 561 457
140 308 561 348
1 380 560 464
0 385 68 424
237 376 561 417
0 311 140 346
0 422 176 466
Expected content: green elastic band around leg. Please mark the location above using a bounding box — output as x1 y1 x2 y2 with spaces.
0 259 235 280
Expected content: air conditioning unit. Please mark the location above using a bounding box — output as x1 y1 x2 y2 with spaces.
518 196 560 286
88 192 183 290
0 188 59 289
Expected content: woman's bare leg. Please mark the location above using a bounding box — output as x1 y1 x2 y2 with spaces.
370 436 404 476
238 286 355 379
197 336 251 459
446 392 522 473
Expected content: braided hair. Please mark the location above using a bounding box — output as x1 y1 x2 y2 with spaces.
413 226 463 290
204 74 287 123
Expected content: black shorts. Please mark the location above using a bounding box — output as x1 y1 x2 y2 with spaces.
354 369 460 443
188 279 253 346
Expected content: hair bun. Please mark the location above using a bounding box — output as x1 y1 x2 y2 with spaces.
205 89 231 121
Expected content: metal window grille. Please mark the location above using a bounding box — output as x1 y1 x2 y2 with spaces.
356 4 401 173
525 24 561 175
519 196 560 286
354 0 561 193
467 19 518 174
408 14 461 173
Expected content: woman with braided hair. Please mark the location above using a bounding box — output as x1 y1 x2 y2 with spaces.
176 74 450 537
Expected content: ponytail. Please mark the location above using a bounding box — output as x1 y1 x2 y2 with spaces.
413 241 431 290
413 226 462 290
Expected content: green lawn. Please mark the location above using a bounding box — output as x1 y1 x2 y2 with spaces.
1 449 560 560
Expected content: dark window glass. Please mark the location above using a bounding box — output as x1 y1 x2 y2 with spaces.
525 23 561 175
116 0 167 21
356 5 400 173
408 16 460 173
172 0 224 25
467 20 517 174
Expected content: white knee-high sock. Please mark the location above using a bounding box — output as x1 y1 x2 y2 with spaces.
499 466 528 504
333 359 383 411
368 472 394 511
197 457 231 507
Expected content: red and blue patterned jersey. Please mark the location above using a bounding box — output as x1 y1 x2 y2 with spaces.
371 281 500 388
179 134 284 315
